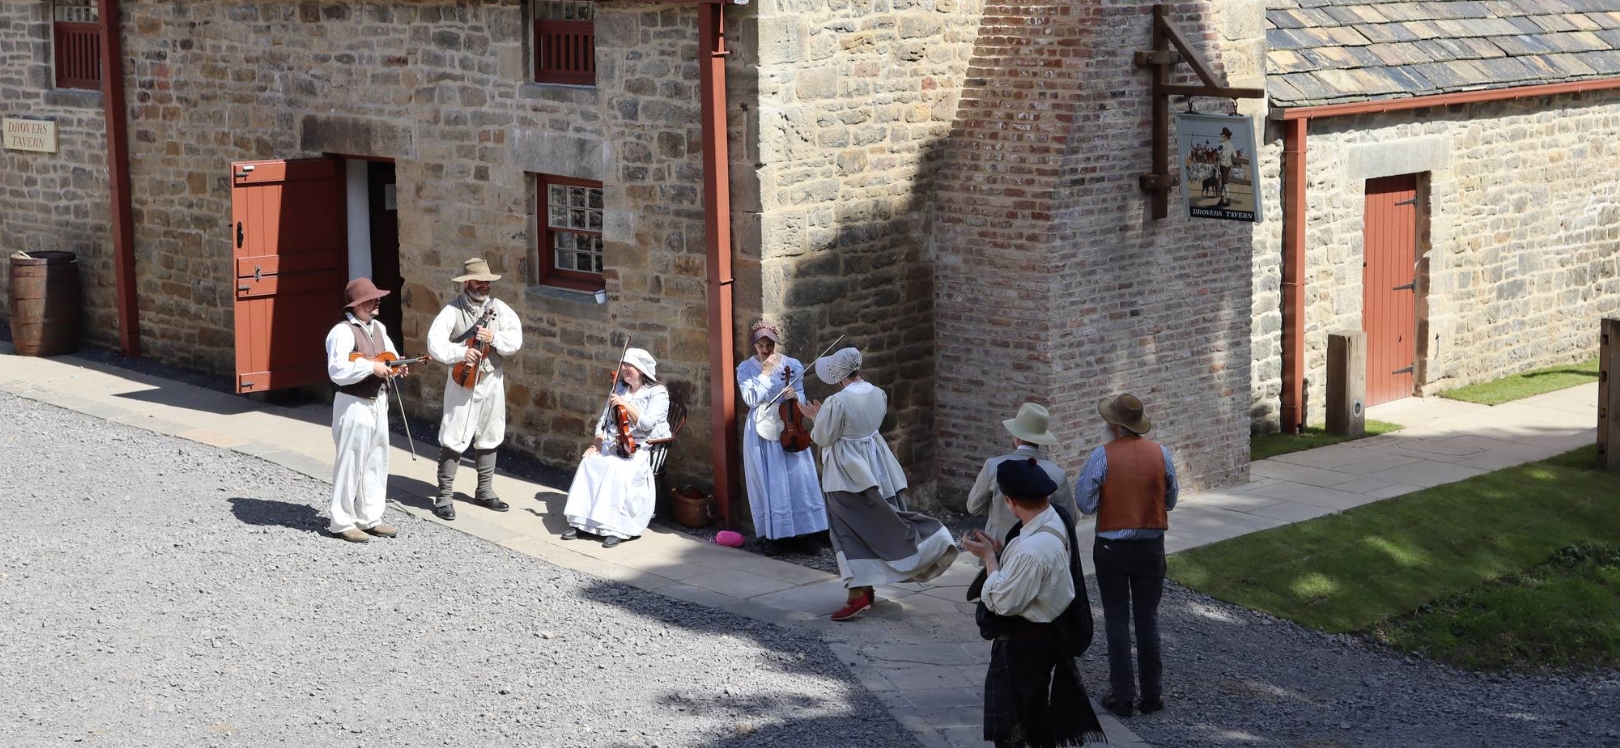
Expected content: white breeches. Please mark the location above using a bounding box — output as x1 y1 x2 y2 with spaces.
330 392 390 533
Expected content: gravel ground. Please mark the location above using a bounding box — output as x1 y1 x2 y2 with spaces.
1078 580 1620 747
0 391 919 748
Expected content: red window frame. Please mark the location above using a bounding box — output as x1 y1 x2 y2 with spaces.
533 0 596 86
52 1 103 90
537 175 606 292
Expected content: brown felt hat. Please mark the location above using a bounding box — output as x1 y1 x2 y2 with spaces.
343 277 390 309
1098 393 1152 436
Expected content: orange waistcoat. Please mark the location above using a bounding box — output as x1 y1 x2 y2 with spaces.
1096 436 1168 532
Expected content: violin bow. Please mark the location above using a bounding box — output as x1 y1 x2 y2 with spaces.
757 333 846 411
603 334 634 423
384 358 419 461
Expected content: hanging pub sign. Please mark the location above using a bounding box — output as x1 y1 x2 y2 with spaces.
1175 113 1262 223
2 118 58 154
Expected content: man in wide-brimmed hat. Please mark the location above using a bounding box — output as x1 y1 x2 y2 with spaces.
323 277 409 543
425 258 523 520
1075 393 1179 719
965 402 1079 551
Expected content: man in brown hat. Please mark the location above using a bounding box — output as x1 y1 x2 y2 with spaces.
965 402 1080 551
1075 393 1178 718
426 258 523 520
323 277 409 543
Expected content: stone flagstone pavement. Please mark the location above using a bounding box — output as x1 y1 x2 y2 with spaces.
0 343 1599 747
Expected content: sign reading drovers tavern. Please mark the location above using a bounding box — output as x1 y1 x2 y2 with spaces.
2 119 58 154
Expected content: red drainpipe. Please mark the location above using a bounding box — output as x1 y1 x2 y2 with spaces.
697 1 738 528
1279 118 1306 434
1273 76 1620 435
97 0 139 358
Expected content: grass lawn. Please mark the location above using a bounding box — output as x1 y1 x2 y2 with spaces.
1438 357 1600 406
1372 545 1620 671
1169 446 1620 662
1250 420 1402 462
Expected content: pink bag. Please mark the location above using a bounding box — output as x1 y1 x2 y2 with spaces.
714 530 745 548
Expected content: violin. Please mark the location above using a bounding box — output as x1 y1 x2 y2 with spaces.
777 365 812 453
606 336 637 458
349 350 428 377
451 306 497 390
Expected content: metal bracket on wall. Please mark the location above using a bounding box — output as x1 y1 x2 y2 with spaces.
1134 4 1266 220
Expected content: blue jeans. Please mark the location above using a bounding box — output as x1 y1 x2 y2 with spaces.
1093 536 1165 702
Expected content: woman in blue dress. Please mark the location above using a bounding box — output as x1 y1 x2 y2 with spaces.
736 320 829 554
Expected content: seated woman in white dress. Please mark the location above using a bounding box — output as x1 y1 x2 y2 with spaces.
562 348 671 548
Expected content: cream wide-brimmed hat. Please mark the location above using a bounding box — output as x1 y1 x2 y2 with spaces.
1098 393 1152 435
815 347 862 385
622 347 659 382
451 257 502 283
1002 402 1057 446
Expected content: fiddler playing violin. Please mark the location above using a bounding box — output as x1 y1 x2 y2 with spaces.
426 258 523 521
323 277 413 544
560 341 672 549
735 320 831 556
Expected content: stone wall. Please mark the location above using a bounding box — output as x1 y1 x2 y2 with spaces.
4 0 719 489
933 0 1258 505
1249 91 1620 428
0 2 116 347
730 0 985 505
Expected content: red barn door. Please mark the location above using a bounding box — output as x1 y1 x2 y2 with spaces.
231 157 347 393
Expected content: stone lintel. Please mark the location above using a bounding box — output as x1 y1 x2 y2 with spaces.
299 115 414 160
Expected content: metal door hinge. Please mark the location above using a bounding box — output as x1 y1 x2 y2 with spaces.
1394 197 1417 206
1393 365 1414 375
1393 282 1416 291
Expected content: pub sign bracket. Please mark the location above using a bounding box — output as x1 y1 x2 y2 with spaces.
1135 4 1266 220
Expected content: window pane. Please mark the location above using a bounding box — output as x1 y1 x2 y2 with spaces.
548 206 567 229
587 210 602 231
587 188 603 209
549 184 567 206
568 209 586 230
55 0 98 23
555 231 574 250
593 254 603 273
569 186 586 207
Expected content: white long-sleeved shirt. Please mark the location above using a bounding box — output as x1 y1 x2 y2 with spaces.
966 445 1078 546
325 314 400 387
979 505 1076 623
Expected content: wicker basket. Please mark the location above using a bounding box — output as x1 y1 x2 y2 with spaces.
671 486 714 528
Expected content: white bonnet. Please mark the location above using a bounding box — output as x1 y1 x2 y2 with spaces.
623 348 658 381
815 347 862 384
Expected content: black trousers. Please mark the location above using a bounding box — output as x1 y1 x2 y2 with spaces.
1092 535 1165 702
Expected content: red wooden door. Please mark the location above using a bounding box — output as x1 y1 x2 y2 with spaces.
231 158 348 393
1362 175 1418 406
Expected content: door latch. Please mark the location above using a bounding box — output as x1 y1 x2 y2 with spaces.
236 222 244 248
254 265 262 283
234 164 256 179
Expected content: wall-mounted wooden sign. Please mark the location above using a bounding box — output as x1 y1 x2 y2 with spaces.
2 118 58 153
1176 113 1264 224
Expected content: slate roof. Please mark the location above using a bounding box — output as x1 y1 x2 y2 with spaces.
1267 0 1620 108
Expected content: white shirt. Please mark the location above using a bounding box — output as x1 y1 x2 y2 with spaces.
979 505 1076 623
808 381 908 497
325 315 399 387
965 445 1078 547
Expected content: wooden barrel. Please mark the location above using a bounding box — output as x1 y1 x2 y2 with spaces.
9 251 81 357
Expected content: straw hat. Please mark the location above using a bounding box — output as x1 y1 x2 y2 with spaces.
1002 402 1057 446
451 257 502 283
343 277 390 309
1098 393 1152 435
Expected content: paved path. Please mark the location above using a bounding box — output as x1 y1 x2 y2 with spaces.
0 343 1598 747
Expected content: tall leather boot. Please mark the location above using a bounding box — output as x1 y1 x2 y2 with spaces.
474 447 508 511
433 446 460 520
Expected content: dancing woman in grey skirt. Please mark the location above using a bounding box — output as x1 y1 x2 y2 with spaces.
799 347 959 621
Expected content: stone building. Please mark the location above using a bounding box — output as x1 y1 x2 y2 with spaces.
8 0 1614 524
1249 1 1620 433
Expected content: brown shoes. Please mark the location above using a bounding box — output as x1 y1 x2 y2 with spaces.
364 525 398 538
337 528 371 543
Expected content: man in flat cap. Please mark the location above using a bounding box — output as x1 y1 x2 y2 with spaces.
1076 393 1178 718
426 258 523 520
965 457 1104 747
323 277 408 543
966 402 1080 554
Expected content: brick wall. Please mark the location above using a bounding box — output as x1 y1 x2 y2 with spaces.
0 2 116 347
933 0 1257 505
730 0 986 505
4 0 719 489
1249 91 1620 427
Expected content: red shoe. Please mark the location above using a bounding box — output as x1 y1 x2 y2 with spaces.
830 590 875 622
